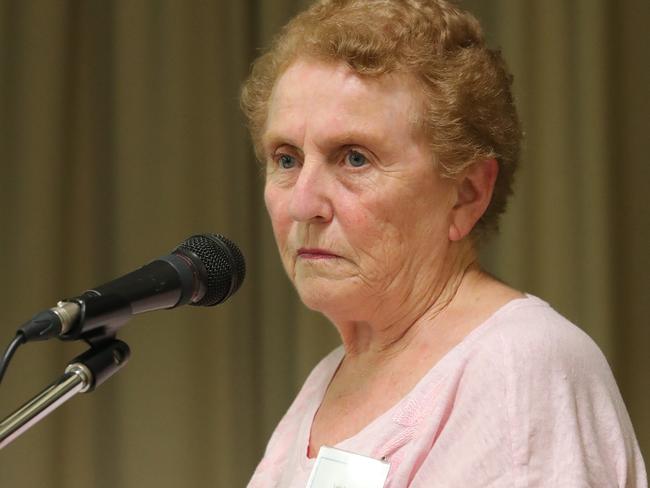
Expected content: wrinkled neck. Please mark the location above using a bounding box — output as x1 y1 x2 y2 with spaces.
330 239 478 360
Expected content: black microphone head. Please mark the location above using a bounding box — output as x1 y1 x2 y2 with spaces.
174 234 246 307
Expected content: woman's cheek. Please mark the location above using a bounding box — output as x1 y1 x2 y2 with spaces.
265 186 288 235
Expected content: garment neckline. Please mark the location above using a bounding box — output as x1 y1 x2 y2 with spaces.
299 293 545 464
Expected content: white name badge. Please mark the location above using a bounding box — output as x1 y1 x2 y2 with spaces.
306 446 390 488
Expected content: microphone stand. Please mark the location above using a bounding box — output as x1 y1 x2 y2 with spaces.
0 339 130 449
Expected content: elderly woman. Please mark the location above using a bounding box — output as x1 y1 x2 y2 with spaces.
242 0 646 486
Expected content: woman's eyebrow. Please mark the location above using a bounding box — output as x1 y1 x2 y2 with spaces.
261 131 300 153
327 129 384 147
262 127 385 153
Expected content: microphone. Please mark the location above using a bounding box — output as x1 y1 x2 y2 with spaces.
18 234 246 343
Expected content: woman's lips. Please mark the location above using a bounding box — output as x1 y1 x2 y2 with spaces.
297 248 340 259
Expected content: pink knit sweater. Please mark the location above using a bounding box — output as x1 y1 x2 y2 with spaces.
248 295 647 487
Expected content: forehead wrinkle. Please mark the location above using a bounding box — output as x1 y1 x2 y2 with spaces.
263 59 425 154
263 99 307 152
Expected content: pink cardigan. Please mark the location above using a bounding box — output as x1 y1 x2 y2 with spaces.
248 295 647 487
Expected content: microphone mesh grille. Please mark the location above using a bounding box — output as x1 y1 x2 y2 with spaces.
176 234 246 307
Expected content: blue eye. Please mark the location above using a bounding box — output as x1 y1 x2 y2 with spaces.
278 154 296 169
346 150 367 168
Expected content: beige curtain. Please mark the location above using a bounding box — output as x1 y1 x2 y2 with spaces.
0 1 646 486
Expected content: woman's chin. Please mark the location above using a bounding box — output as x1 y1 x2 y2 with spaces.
294 278 361 318
296 285 339 313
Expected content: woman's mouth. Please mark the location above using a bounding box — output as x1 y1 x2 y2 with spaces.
297 248 340 260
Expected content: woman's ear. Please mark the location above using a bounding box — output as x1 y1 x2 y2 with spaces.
448 158 498 241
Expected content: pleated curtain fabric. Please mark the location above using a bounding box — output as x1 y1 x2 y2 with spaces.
0 1 647 486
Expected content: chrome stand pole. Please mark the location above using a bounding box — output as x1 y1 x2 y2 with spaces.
0 364 91 449
0 339 130 450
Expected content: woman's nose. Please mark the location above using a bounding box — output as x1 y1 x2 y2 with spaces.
288 159 334 223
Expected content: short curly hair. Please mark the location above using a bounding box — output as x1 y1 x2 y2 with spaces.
241 0 522 237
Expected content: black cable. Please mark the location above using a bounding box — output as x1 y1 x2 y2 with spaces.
0 333 26 385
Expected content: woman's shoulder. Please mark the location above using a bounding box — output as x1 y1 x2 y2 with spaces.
395 293 615 416
453 294 638 459
450 293 626 405
471 294 611 375
405 295 645 486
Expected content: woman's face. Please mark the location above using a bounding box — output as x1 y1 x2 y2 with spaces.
262 59 457 323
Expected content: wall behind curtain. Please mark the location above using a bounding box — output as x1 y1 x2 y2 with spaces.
0 1 646 486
